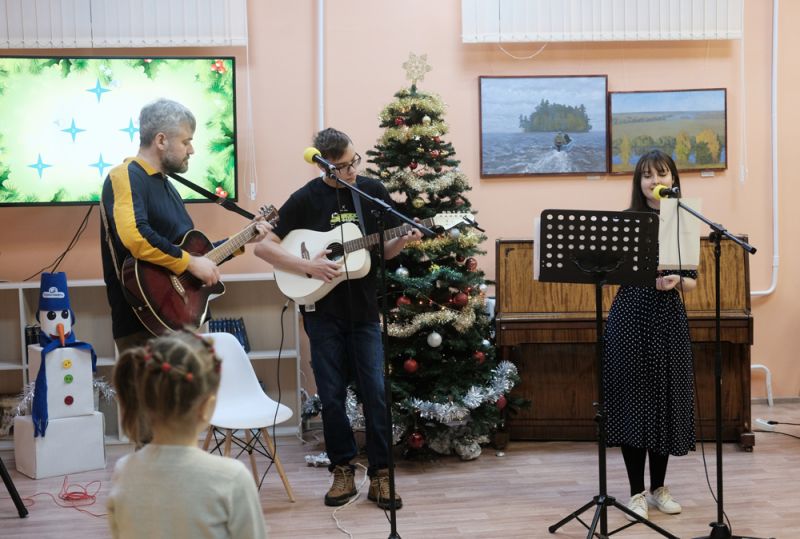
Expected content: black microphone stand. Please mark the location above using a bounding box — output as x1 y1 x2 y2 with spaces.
673 202 771 539
325 168 434 539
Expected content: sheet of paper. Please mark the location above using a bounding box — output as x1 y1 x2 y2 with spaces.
658 198 702 270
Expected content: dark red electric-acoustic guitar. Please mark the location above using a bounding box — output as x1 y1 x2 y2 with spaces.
121 205 278 336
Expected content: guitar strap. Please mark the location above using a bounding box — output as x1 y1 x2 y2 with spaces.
98 201 123 282
168 172 255 220
349 178 367 235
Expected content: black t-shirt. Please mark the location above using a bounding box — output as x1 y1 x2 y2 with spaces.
272 175 399 322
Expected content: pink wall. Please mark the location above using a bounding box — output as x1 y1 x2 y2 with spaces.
0 1 797 397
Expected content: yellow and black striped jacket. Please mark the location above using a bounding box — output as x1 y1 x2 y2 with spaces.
100 157 194 339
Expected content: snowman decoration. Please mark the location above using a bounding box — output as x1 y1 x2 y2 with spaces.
31 272 96 437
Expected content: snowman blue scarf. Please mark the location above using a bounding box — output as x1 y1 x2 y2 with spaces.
32 332 97 437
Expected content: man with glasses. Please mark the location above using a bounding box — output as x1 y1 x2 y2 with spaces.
254 128 421 510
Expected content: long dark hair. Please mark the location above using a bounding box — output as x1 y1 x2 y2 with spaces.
628 149 681 211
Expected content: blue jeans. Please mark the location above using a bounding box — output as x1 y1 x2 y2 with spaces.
302 313 389 476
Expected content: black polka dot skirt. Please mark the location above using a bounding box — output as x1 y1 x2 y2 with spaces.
603 271 697 456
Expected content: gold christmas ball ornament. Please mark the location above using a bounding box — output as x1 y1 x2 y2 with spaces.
412 197 425 208
422 115 432 125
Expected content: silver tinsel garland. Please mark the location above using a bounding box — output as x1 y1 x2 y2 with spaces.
304 452 330 467
13 377 116 418
399 361 518 420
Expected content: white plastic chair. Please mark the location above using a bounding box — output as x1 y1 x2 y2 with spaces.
200 332 295 502
751 363 774 407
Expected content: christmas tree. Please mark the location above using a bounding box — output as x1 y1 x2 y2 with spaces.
365 54 519 460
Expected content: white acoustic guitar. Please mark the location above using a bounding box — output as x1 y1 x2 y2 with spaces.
274 212 474 306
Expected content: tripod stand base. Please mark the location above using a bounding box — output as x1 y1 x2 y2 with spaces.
549 494 679 539
693 522 775 539
0 456 27 518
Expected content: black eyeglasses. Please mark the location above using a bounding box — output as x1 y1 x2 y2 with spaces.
333 153 362 173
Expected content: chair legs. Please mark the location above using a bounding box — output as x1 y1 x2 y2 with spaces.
203 426 295 502
260 427 295 503
244 430 259 485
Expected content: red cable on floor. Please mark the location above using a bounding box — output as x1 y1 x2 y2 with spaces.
10 475 108 518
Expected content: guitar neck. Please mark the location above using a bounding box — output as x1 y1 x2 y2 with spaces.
206 222 257 265
343 217 435 253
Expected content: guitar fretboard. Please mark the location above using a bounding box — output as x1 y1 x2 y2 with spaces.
206 222 258 264
342 217 436 254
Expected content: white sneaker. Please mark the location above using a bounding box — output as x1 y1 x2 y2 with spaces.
648 485 682 514
625 491 648 522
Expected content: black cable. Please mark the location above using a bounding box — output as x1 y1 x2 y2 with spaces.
767 421 800 426
23 205 94 281
764 430 800 440
258 298 290 487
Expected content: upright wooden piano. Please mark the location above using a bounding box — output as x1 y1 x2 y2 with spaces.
495 237 755 449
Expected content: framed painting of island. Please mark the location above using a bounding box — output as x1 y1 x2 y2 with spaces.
479 75 608 177
609 88 727 173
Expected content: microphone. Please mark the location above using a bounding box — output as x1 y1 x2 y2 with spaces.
652 184 680 200
303 147 336 172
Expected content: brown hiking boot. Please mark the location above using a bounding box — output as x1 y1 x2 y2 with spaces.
324 465 357 506
368 468 403 510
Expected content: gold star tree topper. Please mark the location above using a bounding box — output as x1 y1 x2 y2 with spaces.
403 53 432 85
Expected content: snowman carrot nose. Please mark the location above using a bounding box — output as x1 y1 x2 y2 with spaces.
56 323 66 346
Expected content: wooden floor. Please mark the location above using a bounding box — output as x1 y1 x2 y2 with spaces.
1 401 797 538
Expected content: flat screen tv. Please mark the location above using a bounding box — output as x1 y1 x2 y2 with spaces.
0 56 237 206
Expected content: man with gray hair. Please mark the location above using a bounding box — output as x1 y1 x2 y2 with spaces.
100 98 268 353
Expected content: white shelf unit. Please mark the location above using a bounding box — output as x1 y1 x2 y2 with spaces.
0 273 302 437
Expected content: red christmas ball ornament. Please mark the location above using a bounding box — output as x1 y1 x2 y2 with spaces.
465 257 478 271
496 395 508 411
396 295 412 307
473 350 486 364
453 292 469 307
430 149 440 158
455 254 466 264
394 117 405 126
403 358 419 374
408 431 425 449
409 161 418 170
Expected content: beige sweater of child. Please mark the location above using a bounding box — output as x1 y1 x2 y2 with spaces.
108 444 267 539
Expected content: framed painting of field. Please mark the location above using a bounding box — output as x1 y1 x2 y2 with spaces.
609 88 727 173
479 75 608 177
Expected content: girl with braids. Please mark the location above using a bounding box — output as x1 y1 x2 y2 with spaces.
107 331 267 539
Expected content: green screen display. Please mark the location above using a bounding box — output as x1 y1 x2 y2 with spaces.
0 56 236 206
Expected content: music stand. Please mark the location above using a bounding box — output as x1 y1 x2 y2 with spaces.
0 456 28 518
540 209 677 539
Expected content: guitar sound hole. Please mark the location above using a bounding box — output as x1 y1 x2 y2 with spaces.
327 243 344 261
